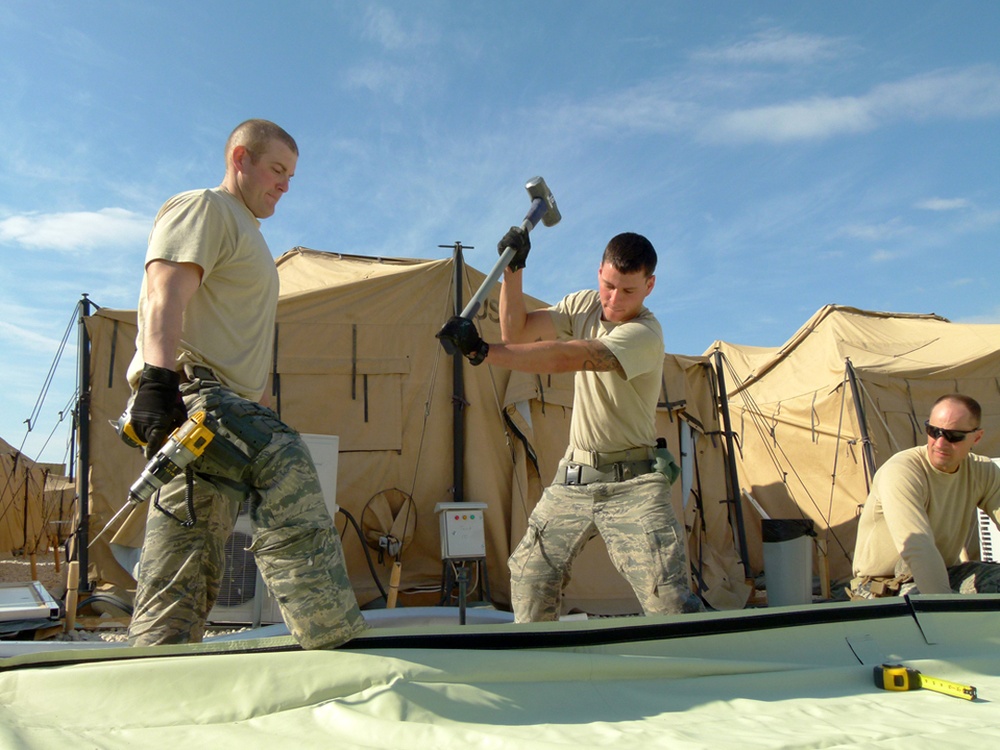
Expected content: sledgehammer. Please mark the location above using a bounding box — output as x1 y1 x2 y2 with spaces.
458 176 561 321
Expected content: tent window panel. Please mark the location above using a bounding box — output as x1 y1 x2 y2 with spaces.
280 373 403 452
276 323 411 375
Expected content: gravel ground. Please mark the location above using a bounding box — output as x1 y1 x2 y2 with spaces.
0 554 66 596
2 551 250 643
1 552 132 642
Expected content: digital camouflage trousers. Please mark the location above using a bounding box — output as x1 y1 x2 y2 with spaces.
508 466 704 622
127 380 368 649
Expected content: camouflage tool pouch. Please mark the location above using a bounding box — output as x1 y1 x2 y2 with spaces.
184 386 274 482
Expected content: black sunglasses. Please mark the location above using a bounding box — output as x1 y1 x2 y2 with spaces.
924 420 980 444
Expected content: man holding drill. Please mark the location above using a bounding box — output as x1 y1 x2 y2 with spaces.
124 119 366 648
438 229 703 621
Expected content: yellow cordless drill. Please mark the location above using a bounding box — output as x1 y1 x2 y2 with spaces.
90 410 221 547
126 410 218 504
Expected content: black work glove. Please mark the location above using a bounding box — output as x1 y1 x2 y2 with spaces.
498 226 530 271
436 316 489 365
130 364 187 458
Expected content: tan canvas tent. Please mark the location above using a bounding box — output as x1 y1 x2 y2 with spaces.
710 304 1000 587
0 442 67 560
78 248 749 615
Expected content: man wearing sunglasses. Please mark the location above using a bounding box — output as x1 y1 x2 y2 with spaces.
850 394 1000 599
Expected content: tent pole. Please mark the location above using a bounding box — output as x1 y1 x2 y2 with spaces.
440 243 471 504
75 294 92 592
712 350 751 579
845 358 876 492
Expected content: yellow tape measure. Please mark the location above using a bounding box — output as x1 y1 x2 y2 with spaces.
873 664 977 701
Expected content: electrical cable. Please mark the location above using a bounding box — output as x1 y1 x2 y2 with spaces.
338 506 389 602
74 594 135 617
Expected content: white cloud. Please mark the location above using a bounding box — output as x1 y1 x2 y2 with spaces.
514 50 1000 148
362 6 437 51
0 208 149 252
869 66 1000 120
869 248 905 263
838 218 910 242
342 60 427 105
955 207 1000 232
703 65 1000 144
0 318 64 354
553 84 698 135
705 95 874 143
694 29 845 65
916 198 970 211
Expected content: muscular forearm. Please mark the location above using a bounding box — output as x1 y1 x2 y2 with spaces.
499 267 558 346
499 267 530 343
485 338 623 376
143 296 185 369
142 260 202 370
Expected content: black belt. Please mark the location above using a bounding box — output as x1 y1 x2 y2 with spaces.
558 459 654 485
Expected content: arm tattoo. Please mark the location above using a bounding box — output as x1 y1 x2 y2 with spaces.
581 340 624 376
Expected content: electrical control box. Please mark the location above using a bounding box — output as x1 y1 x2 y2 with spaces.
434 502 488 559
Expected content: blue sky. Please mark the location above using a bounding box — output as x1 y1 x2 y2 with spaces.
2 1 999 465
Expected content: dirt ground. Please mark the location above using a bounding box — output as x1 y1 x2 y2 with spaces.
1 549 131 642
1 549 251 643
0 553 67 596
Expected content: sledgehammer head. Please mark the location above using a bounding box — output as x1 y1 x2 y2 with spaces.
525 176 561 227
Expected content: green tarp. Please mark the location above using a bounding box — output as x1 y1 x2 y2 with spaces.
3 598 999 748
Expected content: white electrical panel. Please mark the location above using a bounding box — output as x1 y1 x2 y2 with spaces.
434 502 488 559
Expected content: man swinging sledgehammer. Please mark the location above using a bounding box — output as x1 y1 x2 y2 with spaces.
437 193 703 621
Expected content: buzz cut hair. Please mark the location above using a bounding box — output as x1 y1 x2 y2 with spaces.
932 393 983 427
602 232 657 278
225 119 298 165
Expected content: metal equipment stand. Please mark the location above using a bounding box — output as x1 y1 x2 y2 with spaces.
439 558 491 624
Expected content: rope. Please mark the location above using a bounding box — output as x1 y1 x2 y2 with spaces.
30 390 77 471
716 351 853 563
1 299 93 546
17 299 84 459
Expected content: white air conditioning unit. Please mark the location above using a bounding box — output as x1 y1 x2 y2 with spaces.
208 434 339 625
981 459 1000 564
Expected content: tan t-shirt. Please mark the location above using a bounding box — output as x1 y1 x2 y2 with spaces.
127 187 279 400
549 289 663 453
853 446 1000 593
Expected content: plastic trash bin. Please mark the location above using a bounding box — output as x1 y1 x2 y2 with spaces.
762 518 816 606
